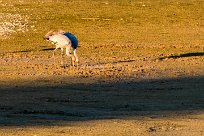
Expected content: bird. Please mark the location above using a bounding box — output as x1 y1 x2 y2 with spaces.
44 30 79 67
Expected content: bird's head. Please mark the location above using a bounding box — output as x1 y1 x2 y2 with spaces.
44 30 56 41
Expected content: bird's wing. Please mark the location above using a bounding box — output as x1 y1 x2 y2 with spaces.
49 34 70 45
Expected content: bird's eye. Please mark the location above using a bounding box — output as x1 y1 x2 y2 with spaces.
44 37 49 40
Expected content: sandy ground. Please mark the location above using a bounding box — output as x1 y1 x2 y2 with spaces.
0 0 204 135
0 47 204 136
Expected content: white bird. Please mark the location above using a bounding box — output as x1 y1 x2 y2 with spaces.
44 30 79 67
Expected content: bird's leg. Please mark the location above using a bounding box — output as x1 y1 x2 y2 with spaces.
66 46 75 66
70 53 76 66
60 48 64 66
72 56 75 66
73 49 79 67
53 48 57 66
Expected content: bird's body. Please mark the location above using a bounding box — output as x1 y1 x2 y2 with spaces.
44 30 79 66
63 32 78 49
48 34 71 49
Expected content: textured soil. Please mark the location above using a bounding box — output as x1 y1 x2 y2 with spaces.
0 45 204 136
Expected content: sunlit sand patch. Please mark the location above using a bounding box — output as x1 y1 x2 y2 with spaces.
0 13 29 38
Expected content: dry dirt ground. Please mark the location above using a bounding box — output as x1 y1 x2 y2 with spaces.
0 47 204 136
0 0 204 136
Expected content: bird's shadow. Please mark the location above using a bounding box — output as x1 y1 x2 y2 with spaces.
159 52 204 60
8 48 55 54
41 48 55 51
11 50 32 53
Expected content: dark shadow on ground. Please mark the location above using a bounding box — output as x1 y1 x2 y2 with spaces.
159 52 204 60
0 76 203 126
92 60 137 66
111 60 136 64
41 47 55 51
11 50 32 53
